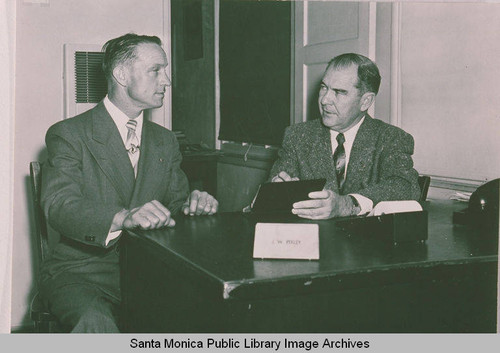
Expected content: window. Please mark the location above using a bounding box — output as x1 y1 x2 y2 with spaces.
218 0 291 146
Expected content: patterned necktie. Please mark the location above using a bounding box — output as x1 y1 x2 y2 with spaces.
333 132 346 190
125 119 140 176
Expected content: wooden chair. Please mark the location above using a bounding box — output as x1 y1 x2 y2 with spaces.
418 175 431 204
29 161 59 332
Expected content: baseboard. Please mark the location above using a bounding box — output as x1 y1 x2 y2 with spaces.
429 175 484 193
10 323 34 333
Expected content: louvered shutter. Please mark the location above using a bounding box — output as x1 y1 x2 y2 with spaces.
74 51 107 103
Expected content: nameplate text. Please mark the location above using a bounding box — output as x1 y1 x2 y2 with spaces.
253 223 319 260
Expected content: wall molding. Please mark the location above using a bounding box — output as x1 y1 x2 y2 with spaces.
214 0 221 150
162 0 172 129
428 175 484 193
390 2 402 128
367 2 376 118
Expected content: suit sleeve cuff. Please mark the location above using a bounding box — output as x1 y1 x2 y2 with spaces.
349 193 373 215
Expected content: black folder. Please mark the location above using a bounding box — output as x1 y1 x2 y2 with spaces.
251 179 326 214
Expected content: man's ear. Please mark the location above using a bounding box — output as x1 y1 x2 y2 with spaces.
360 92 375 111
112 65 128 87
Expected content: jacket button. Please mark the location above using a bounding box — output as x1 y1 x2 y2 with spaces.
85 235 96 242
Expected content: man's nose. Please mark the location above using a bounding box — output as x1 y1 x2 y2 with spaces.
160 69 171 87
320 89 334 105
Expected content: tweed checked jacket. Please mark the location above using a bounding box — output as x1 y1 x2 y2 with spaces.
269 116 421 205
40 102 189 298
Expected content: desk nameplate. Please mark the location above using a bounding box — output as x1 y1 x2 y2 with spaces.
253 223 319 260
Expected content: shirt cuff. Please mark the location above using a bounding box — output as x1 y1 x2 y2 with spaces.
105 230 122 246
105 208 129 246
349 193 373 215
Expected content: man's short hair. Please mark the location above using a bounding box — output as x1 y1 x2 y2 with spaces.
327 53 381 95
101 33 162 80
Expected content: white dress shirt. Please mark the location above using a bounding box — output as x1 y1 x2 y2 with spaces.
329 116 373 215
103 96 143 151
103 96 144 245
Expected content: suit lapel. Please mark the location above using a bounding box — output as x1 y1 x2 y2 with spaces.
343 115 377 192
85 102 136 206
309 121 339 192
129 120 165 207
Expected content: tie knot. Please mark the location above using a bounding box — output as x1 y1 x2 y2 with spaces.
126 119 137 131
336 133 345 145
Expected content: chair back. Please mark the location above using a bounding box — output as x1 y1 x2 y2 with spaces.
418 175 431 204
29 161 61 332
29 162 50 269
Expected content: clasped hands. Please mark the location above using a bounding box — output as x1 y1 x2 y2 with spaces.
272 171 356 219
118 190 218 230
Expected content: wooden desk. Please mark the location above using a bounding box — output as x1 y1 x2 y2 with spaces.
120 200 498 333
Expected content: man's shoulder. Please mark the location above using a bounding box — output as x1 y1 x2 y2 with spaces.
364 116 413 139
286 119 324 135
144 120 177 143
145 120 175 135
145 120 172 132
46 105 99 136
358 116 415 151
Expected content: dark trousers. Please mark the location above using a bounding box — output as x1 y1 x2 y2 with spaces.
40 248 121 333
44 283 120 333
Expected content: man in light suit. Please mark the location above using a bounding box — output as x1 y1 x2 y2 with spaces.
40 33 218 332
269 53 420 219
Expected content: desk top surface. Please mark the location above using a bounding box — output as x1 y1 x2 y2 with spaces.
127 200 498 296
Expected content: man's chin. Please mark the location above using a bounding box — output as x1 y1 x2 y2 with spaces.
150 100 164 109
321 115 338 128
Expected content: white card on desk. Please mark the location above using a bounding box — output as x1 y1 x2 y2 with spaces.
253 223 319 260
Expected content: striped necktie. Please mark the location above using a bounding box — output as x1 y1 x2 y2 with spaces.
125 119 140 176
333 132 346 190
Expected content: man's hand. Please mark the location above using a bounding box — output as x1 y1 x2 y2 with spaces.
182 190 218 216
292 190 359 219
117 200 175 230
271 171 300 182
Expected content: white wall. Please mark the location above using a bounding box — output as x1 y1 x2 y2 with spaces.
1 0 16 333
13 0 166 329
399 3 500 189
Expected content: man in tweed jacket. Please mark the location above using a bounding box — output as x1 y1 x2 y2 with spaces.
269 53 420 219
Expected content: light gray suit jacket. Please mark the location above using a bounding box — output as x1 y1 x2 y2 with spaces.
40 102 189 298
269 116 421 204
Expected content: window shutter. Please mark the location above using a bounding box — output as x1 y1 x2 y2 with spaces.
74 51 107 103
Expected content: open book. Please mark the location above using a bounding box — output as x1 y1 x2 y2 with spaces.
367 200 423 217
